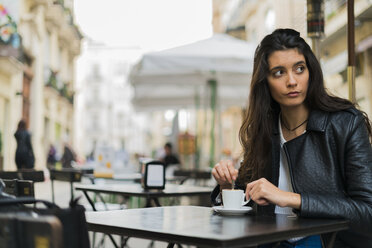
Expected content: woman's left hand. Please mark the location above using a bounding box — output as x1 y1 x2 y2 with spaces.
246 178 301 209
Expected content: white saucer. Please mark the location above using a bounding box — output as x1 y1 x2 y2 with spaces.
212 206 253 216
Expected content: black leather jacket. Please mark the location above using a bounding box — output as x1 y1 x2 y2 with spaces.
212 108 372 247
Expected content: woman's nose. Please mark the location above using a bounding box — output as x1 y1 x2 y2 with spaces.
287 72 297 87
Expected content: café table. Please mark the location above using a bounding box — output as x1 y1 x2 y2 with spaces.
84 172 187 185
75 184 213 210
85 205 349 248
83 172 143 184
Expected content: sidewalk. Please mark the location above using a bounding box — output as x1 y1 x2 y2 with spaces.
34 176 194 248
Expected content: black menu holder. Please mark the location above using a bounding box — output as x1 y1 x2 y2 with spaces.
141 160 165 190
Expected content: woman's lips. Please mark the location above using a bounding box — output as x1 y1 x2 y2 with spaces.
287 91 300 97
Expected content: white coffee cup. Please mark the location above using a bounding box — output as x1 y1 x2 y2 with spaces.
222 189 250 209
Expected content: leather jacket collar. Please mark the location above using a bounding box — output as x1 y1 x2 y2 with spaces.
273 109 329 135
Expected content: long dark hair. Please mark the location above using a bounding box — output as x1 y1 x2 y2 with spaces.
237 28 372 184
17 120 27 131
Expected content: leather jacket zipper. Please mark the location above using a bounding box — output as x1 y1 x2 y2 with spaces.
283 144 298 193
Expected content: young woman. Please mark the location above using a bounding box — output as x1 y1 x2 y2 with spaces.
211 29 372 247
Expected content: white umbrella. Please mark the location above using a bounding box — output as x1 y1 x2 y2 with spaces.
129 33 256 168
130 33 256 110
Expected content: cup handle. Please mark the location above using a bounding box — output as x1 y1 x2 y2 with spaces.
242 197 250 206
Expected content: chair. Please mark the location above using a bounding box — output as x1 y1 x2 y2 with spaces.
0 170 45 182
0 196 90 248
0 213 63 248
2 179 34 197
49 168 82 203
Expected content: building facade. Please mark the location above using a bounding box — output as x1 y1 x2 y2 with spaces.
0 0 82 170
321 0 372 117
213 0 307 43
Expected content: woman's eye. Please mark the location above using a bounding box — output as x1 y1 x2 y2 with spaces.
295 66 305 73
273 70 283 77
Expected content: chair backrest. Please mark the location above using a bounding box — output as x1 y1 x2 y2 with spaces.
49 169 82 182
174 169 211 179
0 170 45 182
0 213 63 248
173 169 211 185
2 179 34 197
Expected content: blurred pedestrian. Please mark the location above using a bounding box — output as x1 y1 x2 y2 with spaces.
160 142 180 168
61 143 76 168
46 144 57 168
14 119 34 169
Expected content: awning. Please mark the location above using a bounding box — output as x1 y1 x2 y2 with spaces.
130 33 256 110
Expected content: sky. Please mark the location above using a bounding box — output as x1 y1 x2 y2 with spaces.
74 0 213 52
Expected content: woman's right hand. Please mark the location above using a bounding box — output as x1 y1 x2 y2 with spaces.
212 160 238 190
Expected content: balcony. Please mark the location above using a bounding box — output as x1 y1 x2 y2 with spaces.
45 2 82 56
0 42 21 58
31 0 49 6
53 0 65 6
325 0 347 19
59 83 74 104
322 1 372 49
45 68 74 104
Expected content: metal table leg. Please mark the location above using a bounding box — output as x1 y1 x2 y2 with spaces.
107 234 119 248
51 179 55 203
83 190 97 211
70 181 74 202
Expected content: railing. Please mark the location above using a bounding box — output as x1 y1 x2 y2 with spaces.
52 0 76 26
59 83 74 104
53 0 64 6
45 69 74 104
